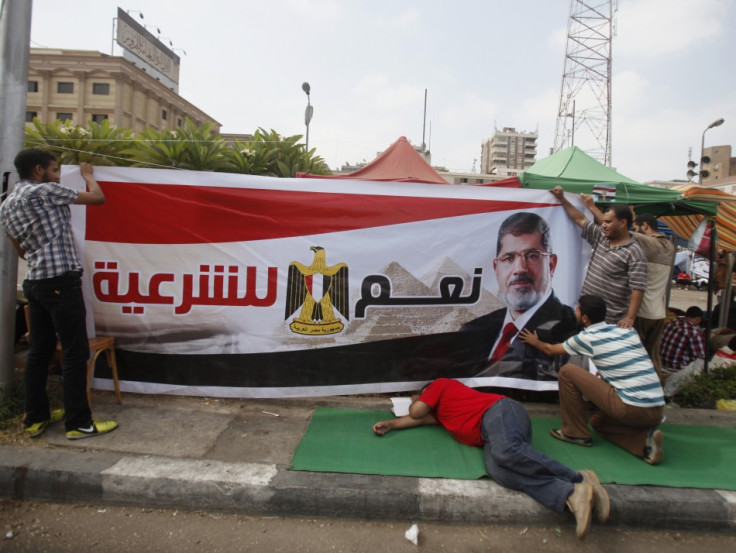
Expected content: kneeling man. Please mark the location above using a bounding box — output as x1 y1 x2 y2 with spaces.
521 295 665 464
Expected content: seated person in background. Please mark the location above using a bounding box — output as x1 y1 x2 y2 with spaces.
372 378 609 540
520 295 666 465
660 306 705 373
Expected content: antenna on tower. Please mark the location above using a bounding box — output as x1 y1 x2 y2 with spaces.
553 0 617 165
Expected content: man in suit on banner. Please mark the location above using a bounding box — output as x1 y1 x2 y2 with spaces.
463 212 577 381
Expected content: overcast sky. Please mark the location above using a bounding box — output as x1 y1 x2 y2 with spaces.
27 0 735 182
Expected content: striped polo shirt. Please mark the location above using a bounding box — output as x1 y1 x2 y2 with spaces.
580 220 647 324
563 322 665 407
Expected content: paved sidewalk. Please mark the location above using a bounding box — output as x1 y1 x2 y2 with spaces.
1 391 735 531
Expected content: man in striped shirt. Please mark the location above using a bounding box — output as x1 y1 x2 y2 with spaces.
550 186 647 329
520 295 666 465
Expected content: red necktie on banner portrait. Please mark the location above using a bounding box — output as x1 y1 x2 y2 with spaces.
490 322 517 364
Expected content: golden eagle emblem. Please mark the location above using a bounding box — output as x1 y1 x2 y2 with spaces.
285 246 349 335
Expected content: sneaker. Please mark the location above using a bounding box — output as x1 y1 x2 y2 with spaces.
580 469 610 524
66 420 119 440
644 428 664 465
566 481 593 540
25 409 65 438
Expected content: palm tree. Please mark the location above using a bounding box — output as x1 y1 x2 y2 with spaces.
25 118 135 165
125 119 230 171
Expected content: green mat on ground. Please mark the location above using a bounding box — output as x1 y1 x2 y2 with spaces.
290 407 736 490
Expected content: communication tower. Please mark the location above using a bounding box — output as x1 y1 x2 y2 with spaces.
553 0 617 165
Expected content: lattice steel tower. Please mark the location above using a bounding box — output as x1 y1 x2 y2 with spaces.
553 0 617 165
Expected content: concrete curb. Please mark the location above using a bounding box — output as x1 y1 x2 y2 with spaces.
2 446 735 531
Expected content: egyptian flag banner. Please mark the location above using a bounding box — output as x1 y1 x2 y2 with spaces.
64 166 589 398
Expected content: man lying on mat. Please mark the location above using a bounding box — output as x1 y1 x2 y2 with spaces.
520 294 665 465
372 378 608 540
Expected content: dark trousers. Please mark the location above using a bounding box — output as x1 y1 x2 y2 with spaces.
481 398 578 513
23 272 91 430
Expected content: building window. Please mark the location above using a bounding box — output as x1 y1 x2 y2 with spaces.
27 81 39 93
25 111 37 122
57 113 73 122
161 109 167 120
177 118 183 127
57 81 74 93
91 113 108 123
92 83 110 95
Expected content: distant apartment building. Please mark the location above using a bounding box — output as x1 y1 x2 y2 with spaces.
701 145 736 184
480 127 537 177
25 48 219 132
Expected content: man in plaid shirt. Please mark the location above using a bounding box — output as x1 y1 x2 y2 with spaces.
1 148 117 440
660 306 706 372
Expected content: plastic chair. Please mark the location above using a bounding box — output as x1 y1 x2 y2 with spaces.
24 306 122 406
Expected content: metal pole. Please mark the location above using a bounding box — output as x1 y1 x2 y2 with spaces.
704 218 717 375
0 0 33 390
699 129 706 185
305 94 310 152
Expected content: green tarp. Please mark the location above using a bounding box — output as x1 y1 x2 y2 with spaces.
290 408 736 490
520 147 716 216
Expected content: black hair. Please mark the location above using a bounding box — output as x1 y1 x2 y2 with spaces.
496 212 552 256
686 306 704 319
605 204 633 228
634 212 658 230
578 295 607 324
14 148 56 180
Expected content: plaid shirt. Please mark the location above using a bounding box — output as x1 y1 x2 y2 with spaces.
660 317 706 371
0 180 81 280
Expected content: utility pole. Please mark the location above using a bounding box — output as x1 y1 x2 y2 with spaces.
0 0 33 390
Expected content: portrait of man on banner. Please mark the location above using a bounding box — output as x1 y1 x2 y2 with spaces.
462 212 578 381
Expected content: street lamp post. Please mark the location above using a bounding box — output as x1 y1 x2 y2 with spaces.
699 117 725 184
302 82 313 152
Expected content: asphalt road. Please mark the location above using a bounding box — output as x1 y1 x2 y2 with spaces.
3 500 736 553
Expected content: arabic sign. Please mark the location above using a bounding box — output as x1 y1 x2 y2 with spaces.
116 8 180 84
65 166 588 398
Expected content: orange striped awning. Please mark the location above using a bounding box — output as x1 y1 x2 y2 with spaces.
660 184 736 250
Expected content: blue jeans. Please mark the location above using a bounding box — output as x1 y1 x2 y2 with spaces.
481 398 578 513
23 272 92 431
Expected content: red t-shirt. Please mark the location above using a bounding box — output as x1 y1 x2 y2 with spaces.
418 378 505 447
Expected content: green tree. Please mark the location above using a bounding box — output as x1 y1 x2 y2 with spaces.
125 119 230 171
24 118 135 165
223 128 330 177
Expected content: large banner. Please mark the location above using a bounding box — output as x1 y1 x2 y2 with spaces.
64 166 589 397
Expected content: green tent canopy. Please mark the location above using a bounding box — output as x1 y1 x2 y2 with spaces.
520 146 715 216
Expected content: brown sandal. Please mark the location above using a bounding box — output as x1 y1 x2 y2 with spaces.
550 428 592 447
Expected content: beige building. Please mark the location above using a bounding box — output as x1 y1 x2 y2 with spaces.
25 48 219 132
480 127 537 177
702 145 736 184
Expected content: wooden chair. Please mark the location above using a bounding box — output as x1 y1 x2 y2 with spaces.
24 305 122 407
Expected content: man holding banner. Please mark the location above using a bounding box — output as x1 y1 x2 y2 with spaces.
1 149 118 440
550 186 647 329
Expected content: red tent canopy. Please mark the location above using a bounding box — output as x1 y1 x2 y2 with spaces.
297 136 449 184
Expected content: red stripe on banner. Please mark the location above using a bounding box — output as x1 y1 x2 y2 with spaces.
86 181 555 244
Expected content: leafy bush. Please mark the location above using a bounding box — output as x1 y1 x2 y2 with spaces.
673 365 736 408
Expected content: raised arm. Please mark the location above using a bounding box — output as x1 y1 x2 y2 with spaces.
550 186 587 228
580 193 604 224
73 162 105 205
